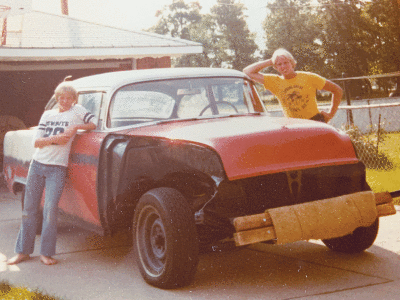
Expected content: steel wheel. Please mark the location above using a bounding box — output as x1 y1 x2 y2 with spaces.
137 206 167 275
133 187 199 289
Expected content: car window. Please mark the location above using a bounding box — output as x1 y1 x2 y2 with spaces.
78 92 102 123
177 88 211 118
108 77 261 128
211 81 254 114
109 91 176 127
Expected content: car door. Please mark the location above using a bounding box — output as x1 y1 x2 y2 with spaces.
58 92 107 230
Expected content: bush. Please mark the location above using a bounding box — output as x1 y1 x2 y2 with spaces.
343 125 393 170
0 281 62 300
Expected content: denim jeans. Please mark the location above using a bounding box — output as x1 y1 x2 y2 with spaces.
15 160 67 257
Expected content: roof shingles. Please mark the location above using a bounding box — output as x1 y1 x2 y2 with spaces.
0 10 202 60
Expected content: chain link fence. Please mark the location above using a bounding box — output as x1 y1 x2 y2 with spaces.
331 99 400 169
333 98 400 197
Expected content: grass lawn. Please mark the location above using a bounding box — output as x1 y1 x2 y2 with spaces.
0 280 61 300
366 132 400 205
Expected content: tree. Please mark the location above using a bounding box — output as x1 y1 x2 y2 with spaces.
149 0 258 69
182 14 230 67
150 0 202 40
316 0 374 78
364 0 400 93
149 0 227 67
210 0 258 70
149 0 207 67
262 0 326 75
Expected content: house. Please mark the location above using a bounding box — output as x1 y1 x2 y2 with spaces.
0 1 202 168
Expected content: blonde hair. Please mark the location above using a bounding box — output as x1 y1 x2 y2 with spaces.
271 48 297 68
54 82 78 103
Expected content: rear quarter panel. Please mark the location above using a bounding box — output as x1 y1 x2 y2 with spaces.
3 128 36 191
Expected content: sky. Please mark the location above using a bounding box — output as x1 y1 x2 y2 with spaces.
28 0 269 47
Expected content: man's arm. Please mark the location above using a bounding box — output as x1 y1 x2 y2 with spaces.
320 80 343 122
34 123 96 148
243 59 273 85
34 133 71 148
61 123 96 140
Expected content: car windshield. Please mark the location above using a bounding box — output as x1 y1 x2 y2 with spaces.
108 77 263 128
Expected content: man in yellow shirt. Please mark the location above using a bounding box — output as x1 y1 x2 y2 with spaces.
243 48 343 123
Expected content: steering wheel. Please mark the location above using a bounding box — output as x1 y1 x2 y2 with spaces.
199 101 239 116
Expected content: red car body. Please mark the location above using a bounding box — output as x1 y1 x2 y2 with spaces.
3 68 380 288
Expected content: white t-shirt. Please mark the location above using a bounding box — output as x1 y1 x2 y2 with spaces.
32 104 96 167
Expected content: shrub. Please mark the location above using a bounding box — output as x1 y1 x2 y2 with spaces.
0 280 62 300
343 124 393 170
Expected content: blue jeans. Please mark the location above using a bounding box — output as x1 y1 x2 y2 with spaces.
15 160 67 257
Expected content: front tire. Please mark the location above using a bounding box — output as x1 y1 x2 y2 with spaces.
133 187 199 289
322 218 379 253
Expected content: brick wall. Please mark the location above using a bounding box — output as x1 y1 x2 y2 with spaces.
136 57 171 69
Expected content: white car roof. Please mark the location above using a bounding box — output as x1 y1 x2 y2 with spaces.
72 68 247 90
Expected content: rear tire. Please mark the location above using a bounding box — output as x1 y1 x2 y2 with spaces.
133 187 199 289
322 218 379 253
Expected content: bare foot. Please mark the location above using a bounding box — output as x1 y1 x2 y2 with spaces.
7 254 30 265
40 255 58 265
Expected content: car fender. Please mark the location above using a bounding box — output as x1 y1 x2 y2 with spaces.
97 134 222 234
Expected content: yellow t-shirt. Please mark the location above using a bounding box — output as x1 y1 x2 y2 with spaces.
263 72 326 119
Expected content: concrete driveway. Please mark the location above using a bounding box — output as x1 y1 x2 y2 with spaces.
1 186 400 300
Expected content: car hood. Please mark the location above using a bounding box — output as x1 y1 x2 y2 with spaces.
119 114 358 180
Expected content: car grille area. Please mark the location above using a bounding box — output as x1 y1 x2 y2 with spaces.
209 162 368 219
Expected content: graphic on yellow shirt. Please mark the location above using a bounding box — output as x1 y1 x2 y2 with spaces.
285 87 310 113
263 72 326 119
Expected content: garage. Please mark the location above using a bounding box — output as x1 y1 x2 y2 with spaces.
0 8 202 168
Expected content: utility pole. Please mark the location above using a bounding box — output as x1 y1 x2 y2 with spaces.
61 0 69 16
0 5 10 46
393 0 400 92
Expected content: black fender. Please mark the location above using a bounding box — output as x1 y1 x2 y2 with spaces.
97 134 224 234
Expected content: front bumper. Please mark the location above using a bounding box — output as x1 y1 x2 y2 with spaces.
233 191 396 246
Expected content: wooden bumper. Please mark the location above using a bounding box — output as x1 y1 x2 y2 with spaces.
233 191 396 246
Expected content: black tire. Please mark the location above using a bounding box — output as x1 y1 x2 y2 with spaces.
133 187 199 289
20 186 43 235
322 218 379 253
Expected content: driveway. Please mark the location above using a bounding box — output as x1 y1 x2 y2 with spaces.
1 184 400 300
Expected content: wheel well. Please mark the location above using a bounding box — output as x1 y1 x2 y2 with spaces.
99 135 219 233
115 170 215 224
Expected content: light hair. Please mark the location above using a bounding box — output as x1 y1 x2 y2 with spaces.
271 48 297 68
54 82 78 102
